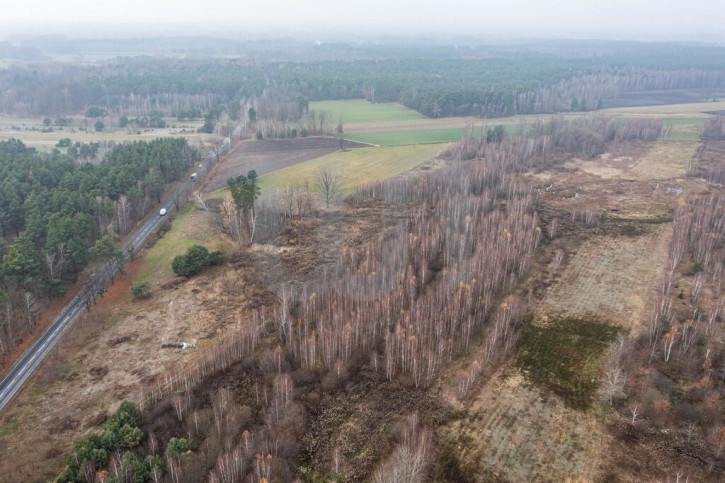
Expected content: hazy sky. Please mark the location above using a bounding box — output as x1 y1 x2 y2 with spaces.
3 0 725 41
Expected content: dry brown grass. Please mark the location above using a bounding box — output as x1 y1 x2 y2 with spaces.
620 141 697 180
442 368 608 482
0 209 266 480
538 225 671 334
0 268 250 479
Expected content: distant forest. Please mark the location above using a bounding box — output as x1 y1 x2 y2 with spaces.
1 40 725 119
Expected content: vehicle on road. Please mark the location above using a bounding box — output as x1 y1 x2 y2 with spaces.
159 208 167 216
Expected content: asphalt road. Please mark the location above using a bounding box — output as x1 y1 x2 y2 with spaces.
0 164 206 413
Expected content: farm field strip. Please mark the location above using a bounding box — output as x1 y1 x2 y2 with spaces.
346 124 523 146
202 137 372 194
256 143 445 192
347 128 469 146
600 100 725 117
0 116 206 147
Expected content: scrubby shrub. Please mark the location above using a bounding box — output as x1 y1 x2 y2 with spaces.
171 245 223 277
131 281 151 298
58 401 143 481
167 437 190 460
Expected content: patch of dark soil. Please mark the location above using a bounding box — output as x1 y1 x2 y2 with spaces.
107 335 132 347
602 418 724 482
48 416 79 435
161 276 188 289
298 369 452 482
85 412 107 428
88 366 108 380
598 212 671 238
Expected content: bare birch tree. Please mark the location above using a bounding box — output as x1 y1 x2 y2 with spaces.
316 166 343 208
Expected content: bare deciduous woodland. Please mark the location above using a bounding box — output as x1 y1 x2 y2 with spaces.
1 32 725 482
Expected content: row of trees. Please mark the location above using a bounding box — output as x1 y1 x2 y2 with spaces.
453 116 662 164
624 193 725 471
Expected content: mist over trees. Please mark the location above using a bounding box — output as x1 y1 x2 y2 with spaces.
1 41 724 121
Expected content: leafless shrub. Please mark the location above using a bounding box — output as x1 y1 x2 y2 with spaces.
598 334 630 405
701 115 725 140
371 413 432 483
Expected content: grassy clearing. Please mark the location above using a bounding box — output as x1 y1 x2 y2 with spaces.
539 225 671 333
309 99 425 124
256 144 445 192
517 317 620 408
622 141 696 179
134 203 232 284
661 118 705 142
441 369 607 481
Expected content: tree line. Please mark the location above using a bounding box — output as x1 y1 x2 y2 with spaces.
2 43 725 120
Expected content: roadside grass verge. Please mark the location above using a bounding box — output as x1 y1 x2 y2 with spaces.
133 202 232 284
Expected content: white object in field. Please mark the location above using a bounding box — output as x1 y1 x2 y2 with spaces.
199 163 203 168
191 172 197 180
159 208 167 216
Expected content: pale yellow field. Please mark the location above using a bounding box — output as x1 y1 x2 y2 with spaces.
257 143 446 192
621 141 697 180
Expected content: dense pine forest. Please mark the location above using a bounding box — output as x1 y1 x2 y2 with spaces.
2 40 725 118
0 138 197 357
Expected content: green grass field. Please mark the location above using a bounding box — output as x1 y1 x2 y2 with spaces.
309 99 425 124
256 144 444 192
347 128 467 146
347 124 519 147
134 203 232 284
661 118 705 142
